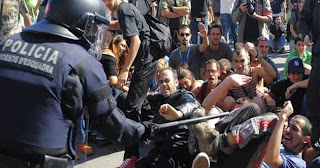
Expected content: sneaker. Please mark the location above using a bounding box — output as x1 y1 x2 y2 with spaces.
117 156 138 168
280 47 286 54
189 108 220 156
192 152 210 168
77 143 94 155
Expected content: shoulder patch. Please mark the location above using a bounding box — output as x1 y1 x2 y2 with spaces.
0 38 64 79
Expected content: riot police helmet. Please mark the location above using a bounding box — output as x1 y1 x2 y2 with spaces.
24 0 110 58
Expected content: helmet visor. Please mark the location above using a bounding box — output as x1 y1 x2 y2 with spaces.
83 15 108 59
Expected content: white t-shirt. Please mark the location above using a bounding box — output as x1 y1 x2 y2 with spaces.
220 0 236 14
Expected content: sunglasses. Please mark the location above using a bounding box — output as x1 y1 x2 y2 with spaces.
179 33 190 37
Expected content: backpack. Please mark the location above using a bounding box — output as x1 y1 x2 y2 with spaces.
144 14 172 60
286 11 298 42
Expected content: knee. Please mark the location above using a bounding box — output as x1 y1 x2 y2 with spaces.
223 96 236 111
207 106 222 116
243 103 262 116
252 96 264 110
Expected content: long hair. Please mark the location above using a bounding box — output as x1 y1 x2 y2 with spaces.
109 35 129 73
177 64 196 90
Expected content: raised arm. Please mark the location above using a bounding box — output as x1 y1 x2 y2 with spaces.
265 101 293 167
199 22 209 53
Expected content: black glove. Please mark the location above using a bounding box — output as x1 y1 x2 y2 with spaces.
141 121 159 140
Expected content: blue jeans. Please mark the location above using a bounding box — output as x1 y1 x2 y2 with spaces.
190 17 208 44
76 114 86 144
269 34 286 51
220 14 237 44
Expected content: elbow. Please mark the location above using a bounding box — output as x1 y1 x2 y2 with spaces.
131 35 141 47
264 155 282 167
264 158 276 167
136 37 141 46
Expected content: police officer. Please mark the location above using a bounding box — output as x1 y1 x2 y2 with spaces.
300 0 320 152
0 0 153 167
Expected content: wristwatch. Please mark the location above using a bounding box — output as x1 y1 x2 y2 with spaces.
169 6 174 12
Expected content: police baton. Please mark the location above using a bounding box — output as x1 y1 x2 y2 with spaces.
153 112 230 132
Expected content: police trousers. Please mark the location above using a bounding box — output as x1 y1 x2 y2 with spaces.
307 51 320 151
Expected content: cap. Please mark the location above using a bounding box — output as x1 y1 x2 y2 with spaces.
288 57 304 73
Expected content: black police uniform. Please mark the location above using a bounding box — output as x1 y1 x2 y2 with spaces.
0 27 147 168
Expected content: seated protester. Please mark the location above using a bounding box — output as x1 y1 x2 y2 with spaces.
149 58 169 94
177 65 203 92
101 35 130 95
135 67 201 168
283 35 312 78
269 16 286 53
192 59 223 107
263 111 311 168
218 58 233 81
199 21 233 80
254 36 280 87
265 57 309 116
223 43 276 111
169 24 208 80
194 79 309 168
191 74 295 167
246 41 277 88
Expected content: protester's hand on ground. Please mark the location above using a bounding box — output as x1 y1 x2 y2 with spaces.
159 104 183 121
198 22 207 38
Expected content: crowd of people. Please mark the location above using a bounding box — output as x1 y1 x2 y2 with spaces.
0 0 320 168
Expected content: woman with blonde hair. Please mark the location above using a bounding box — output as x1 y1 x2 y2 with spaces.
100 35 130 93
149 58 169 93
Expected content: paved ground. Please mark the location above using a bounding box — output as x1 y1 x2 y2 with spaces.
74 44 290 168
